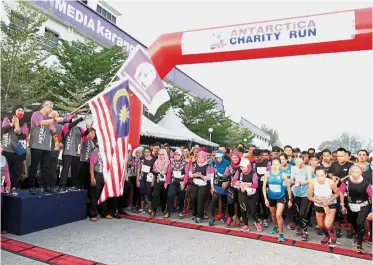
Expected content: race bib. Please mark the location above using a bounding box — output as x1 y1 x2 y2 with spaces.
173 171 183 179
349 203 361 213
269 184 281 193
142 165 151 173
146 173 153 182
257 167 267 175
295 175 306 182
246 187 256 196
193 178 207 186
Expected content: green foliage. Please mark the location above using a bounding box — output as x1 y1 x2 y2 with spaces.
143 83 189 123
49 39 126 112
226 122 254 148
261 124 281 146
318 132 366 154
1 0 54 110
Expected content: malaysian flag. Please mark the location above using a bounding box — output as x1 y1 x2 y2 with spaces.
88 79 130 204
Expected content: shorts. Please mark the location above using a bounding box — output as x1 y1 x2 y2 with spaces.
268 196 286 207
314 204 338 213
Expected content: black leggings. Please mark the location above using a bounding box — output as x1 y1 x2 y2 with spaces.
140 179 152 202
28 148 51 188
152 180 166 212
294 196 311 232
60 155 80 187
210 191 227 218
238 192 260 225
257 181 269 220
190 184 209 219
78 161 90 190
128 176 140 208
3 151 24 189
227 186 241 218
347 205 370 244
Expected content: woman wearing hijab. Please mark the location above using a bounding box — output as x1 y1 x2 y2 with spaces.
164 149 187 219
129 147 142 212
226 151 242 227
232 158 263 232
189 151 214 223
1 104 29 193
183 147 193 216
151 149 170 217
209 150 230 226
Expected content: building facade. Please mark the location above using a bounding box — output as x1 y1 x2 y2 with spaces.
239 117 271 149
22 0 224 109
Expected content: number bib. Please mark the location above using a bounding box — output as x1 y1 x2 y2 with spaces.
173 171 183 179
193 178 207 186
349 203 361 213
269 184 281 193
257 167 267 175
142 165 151 173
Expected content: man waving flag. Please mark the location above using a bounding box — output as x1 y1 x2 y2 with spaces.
88 79 130 204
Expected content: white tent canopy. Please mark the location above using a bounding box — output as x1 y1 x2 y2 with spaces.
141 115 189 141
158 108 219 147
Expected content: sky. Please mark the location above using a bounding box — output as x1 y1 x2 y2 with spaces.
107 0 372 150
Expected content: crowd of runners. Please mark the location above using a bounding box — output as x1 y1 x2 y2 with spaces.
1 102 372 254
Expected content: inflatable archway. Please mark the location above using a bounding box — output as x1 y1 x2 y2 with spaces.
129 7 372 148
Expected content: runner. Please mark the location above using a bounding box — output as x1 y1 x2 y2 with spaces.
291 155 312 241
189 151 213 223
209 150 230 226
226 151 242 227
284 145 295 166
232 158 263 232
340 165 373 253
183 147 193 216
252 149 271 227
151 149 170 217
263 158 292 242
320 149 333 175
279 153 294 230
137 147 156 215
164 149 187 219
309 153 322 234
356 149 370 172
307 166 339 245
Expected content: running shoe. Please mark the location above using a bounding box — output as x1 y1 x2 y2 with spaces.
138 209 145 214
329 229 337 244
321 236 330 245
215 212 223 221
164 212 170 220
356 244 365 254
90 217 97 222
178 212 184 219
296 229 303 236
241 225 250 232
59 187 68 193
262 219 269 228
204 213 209 220
254 222 263 232
363 234 372 242
278 233 285 242
301 232 308 241
184 209 191 216
315 226 323 235
235 219 241 228
209 218 216 226
192 216 196 220
105 215 113 220
271 226 279 234
287 222 295 230
150 211 156 218
225 217 233 227
195 218 202 224
335 228 342 238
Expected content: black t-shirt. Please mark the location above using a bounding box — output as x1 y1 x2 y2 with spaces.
362 169 372 185
329 162 354 178
320 161 332 175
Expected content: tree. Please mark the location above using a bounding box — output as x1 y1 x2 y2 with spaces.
318 132 364 154
143 83 189 123
261 124 281 146
226 122 254 148
1 1 54 110
49 39 126 112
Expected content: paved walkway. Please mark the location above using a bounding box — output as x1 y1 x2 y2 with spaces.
1 215 371 265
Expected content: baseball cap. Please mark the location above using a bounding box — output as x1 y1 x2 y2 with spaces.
215 150 224 158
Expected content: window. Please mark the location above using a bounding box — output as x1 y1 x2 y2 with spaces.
96 5 116 24
44 28 59 51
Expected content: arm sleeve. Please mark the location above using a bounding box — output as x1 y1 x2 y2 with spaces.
31 112 44 127
165 164 172 185
90 152 98 165
20 122 29 135
68 117 83 129
5 161 11 188
367 184 372 199
251 173 259 189
339 182 347 194
203 165 214 181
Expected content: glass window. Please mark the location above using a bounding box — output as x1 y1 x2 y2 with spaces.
44 28 59 51
96 5 116 24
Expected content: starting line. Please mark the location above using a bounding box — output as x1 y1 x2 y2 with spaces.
1 214 372 263
122 214 372 261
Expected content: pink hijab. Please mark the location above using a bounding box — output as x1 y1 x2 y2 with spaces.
155 149 170 172
196 151 208 167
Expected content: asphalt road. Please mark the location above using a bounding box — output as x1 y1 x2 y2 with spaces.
2 218 371 265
